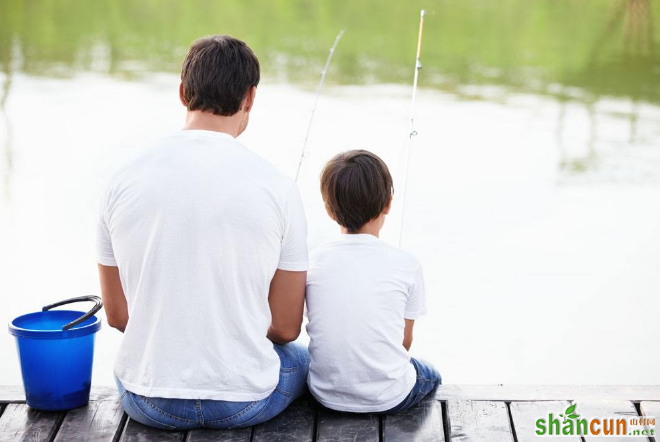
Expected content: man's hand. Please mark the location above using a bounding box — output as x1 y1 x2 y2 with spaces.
98 264 129 332
267 269 306 344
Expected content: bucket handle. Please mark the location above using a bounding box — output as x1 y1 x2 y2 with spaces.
42 296 103 331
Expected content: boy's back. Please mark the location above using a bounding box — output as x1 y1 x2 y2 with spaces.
306 234 426 412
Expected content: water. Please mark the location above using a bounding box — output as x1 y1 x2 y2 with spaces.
1 0 659 387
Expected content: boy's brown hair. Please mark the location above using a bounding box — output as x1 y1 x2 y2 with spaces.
181 35 260 116
320 150 394 233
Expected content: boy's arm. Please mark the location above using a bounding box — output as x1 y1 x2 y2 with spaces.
98 264 129 332
267 269 306 344
403 319 415 351
403 263 425 351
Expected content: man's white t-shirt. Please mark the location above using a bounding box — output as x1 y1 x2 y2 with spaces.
305 234 427 412
96 130 308 401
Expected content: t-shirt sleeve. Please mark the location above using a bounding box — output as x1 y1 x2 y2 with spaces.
278 184 309 271
96 187 117 267
404 264 427 319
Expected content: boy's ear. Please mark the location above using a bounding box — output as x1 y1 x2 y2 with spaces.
324 202 337 222
383 195 393 215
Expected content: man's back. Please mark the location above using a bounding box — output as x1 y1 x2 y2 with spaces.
97 130 308 400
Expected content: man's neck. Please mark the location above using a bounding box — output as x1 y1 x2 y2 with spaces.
183 110 243 138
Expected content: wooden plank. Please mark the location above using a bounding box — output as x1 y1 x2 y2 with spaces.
252 397 315 442
447 400 513 441
509 400 579 442
188 427 251 442
0 385 118 403
640 401 659 440
434 385 660 402
4 385 660 404
316 408 379 442
382 398 444 442
640 401 660 417
119 418 185 442
54 397 125 442
579 400 645 442
0 386 31 404
0 403 64 441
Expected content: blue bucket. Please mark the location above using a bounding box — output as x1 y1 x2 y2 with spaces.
8 296 103 411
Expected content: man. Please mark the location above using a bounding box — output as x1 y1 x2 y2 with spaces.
97 35 309 429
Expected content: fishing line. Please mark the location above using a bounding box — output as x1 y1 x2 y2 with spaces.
398 9 426 247
295 29 346 182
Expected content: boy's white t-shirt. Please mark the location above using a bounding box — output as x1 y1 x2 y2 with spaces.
305 234 426 412
96 130 308 401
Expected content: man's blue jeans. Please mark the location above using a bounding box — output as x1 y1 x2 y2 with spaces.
115 342 310 430
383 358 441 413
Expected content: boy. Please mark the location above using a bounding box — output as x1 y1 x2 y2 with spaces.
305 149 441 413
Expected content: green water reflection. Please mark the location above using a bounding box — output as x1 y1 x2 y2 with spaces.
0 0 658 103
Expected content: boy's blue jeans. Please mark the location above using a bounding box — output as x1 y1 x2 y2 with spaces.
383 358 442 413
115 342 310 430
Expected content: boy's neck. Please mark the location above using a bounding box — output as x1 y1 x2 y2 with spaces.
341 220 381 238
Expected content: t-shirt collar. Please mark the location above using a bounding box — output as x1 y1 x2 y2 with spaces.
180 129 236 140
339 233 380 242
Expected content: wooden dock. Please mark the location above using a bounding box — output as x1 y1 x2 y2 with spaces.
1 385 659 441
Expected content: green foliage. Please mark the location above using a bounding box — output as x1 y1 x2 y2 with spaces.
0 0 658 102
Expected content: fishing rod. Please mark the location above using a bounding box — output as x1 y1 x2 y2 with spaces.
398 9 426 247
295 29 346 182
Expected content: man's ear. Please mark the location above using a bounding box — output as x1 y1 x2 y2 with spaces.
243 86 257 113
179 82 187 107
383 195 393 215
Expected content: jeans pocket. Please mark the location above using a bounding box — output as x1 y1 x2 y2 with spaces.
123 393 178 430
274 365 301 397
228 395 274 429
415 378 438 402
204 400 265 428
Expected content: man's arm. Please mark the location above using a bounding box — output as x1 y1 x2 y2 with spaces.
267 269 306 344
98 264 129 332
403 319 415 351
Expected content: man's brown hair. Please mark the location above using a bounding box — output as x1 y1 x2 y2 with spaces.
181 35 260 116
320 150 394 233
